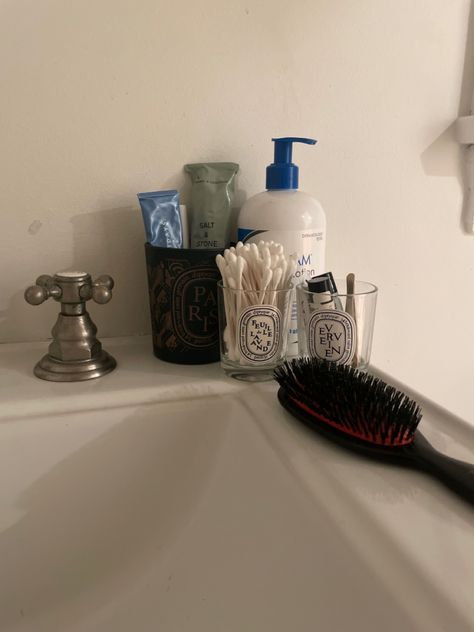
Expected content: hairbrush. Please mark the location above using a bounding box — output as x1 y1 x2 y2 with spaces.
274 358 474 506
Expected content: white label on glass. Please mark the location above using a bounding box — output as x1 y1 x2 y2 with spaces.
307 309 356 365
238 305 282 363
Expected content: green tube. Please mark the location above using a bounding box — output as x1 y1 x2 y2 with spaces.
184 162 239 249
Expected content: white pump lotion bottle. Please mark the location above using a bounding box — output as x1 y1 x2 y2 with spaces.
237 137 326 352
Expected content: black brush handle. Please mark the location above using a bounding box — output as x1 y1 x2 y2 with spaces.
409 433 474 506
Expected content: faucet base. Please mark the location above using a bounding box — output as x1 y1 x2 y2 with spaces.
33 350 117 382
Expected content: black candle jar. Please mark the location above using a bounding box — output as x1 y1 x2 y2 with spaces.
144 243 222 364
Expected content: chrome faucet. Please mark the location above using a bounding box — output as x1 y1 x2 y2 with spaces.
24 271 117 381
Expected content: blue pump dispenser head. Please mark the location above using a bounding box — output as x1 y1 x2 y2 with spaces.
266 137 317 190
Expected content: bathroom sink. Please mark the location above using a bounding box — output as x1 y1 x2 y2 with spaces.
0 337 472 631
0 395 421 632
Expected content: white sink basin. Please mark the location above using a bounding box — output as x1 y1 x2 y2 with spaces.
0 337 472 631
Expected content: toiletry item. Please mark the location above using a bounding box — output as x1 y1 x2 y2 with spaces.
297 275 336 342
144 244 222 364
216 241 296 380
179 204 189 248
237 137 326 351
138 190 183 248
296 279 377 369
299 273 343 327
184 162 239 249
345 273 358 367
307 273 338 309
275 358 474 506
310 272 343 310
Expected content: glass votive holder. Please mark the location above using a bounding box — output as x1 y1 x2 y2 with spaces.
217 281 293 381
296 279 378 371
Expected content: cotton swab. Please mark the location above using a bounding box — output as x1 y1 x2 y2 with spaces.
217 241 296 364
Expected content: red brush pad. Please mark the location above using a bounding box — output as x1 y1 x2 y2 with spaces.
290 396 413 447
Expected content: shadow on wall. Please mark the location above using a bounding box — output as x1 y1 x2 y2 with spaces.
420 123 460 179
0 289 57 343
70 205 150 338
0 206 150 343
420 0 474 232
0 166 244 343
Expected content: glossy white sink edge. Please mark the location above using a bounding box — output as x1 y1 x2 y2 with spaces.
0 336 245 422
1 335 472 430
0 336 473 631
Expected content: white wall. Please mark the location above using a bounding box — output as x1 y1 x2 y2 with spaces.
1 0 473 423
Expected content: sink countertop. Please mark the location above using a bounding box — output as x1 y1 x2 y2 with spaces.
0 336 473 632
0 336 245 421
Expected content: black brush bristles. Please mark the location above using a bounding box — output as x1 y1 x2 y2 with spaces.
274 358 423 447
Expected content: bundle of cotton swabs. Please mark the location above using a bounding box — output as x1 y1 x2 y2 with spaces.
216 241 296 362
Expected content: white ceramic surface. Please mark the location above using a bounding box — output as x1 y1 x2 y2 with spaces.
0 337 473 631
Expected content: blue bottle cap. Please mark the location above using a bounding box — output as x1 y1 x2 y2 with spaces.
266 137 317 190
